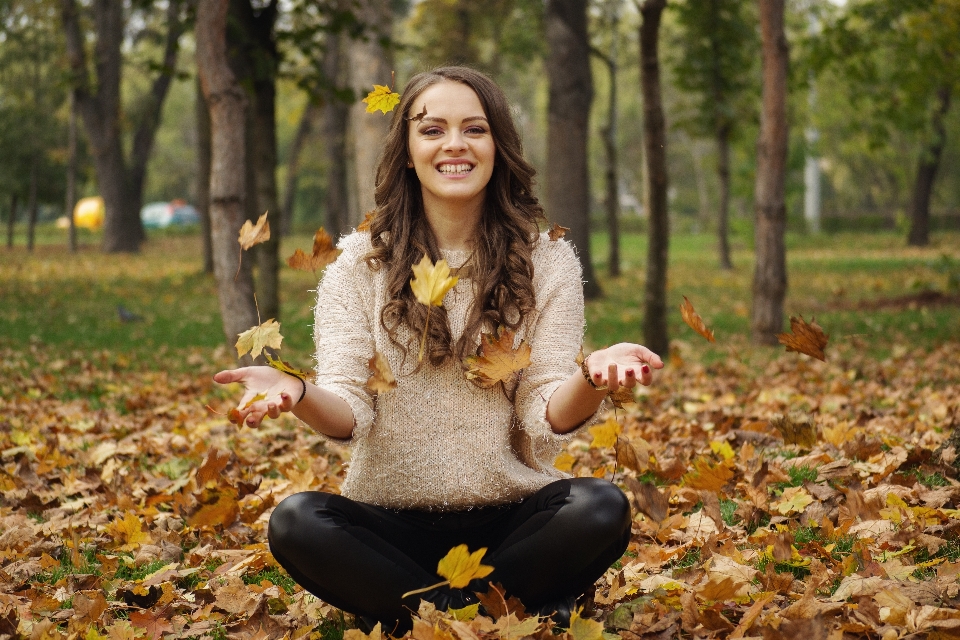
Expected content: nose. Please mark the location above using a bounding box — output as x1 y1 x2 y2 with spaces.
442 130 467 153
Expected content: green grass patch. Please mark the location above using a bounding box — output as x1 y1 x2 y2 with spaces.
666 547 702 572
33 548 101 585
720 499 740 527
114 558 170 582
243 567 298 595
772 465 820 492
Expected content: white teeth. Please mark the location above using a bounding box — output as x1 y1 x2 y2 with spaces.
438 164 473 174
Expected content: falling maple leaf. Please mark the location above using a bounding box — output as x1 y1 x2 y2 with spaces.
402 544 494 599
235 318 283 360
548 222 569 241
286 227 341 272
463 326 532 388
410 255 458 361
366 351 397 394
411 255 458 308
680 296 716 342
777 314 829 361
264 352 312 380
238 211 271 250
437 544 494 588
589 417 622 449
357 210 376 231
609 385 636 409
362 84 401 114
235 211 271 278
770 412 819 448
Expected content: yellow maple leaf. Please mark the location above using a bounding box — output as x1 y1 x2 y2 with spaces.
107 511 151 551
235 319 283 360
773 486 813 515
589 417 622 449
264 352 312 379
238 211 271 250
344 622 382 640
568 608 605 640
709 439 735 460
410 255 458 308
286 227 341 272
437 544 494 589
463 326 532 388
362 84 400 114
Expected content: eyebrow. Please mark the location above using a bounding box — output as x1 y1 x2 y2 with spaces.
419 116 489 124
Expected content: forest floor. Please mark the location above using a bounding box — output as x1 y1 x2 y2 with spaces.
1 228 959 639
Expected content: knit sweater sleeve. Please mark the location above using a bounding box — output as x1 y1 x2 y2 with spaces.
514 235 606 469
312 233 377 441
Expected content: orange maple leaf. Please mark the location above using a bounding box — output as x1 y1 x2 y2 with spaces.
286 227 341 272
777 314 828 361
189 490 240 529
682 457 735 493
357 210 376 232
197 448 230 488
679 295 716 342
463 326 532 388
547 222 569 241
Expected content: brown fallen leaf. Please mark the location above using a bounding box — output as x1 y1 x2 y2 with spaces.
197 448 231 487
777 314 829 361
679 295 715 342
367 351 397 394
286 227 341 272
682 457 735 493
463 326 531 388
547 222 569 241
129 609 174 640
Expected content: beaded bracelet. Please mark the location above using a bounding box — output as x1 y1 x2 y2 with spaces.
578 352 608 391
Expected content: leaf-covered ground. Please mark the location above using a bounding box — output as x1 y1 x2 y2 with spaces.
2 230 960 639
2 335 959 639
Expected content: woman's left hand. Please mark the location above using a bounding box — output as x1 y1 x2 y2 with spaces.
583 343 664 391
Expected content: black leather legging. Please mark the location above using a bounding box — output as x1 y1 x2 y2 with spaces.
267 478 631 633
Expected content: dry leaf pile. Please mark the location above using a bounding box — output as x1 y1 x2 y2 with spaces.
2 331 959 639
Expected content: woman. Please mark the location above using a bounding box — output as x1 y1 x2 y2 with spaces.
215 66 663 634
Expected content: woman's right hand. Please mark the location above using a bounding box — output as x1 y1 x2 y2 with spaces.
213 366 303 428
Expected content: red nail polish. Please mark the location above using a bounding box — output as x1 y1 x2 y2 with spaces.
626 369 634 376
642 364 650 373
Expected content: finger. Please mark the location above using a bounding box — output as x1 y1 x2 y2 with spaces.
639 363 653 386
622 367 637 388
607 363 619 392
214 369 245 384
279 392 294 412
245 409 262 428
267 402 281 419
636 346 665 369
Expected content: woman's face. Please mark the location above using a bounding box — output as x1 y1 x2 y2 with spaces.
407 81 496 214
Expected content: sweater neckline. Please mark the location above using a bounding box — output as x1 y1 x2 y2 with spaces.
439 247 471 269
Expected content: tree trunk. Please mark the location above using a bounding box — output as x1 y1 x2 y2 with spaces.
196 77 214 273
282 100 318 237
322 31 351 237
639 0 669 357
27 156 38 252
129 0 184 237
349 0 393 223
545 0 601 299
751 0 789 345
233 0 281 321
601 7 621 278
6 194 16 249
61 0 139 253
716 122 733 270
66 91 78 253
196 0 259 358
908 85 951 247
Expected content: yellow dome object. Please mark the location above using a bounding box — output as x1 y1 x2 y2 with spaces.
73 197 105 230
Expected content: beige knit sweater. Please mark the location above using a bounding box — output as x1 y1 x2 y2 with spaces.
312 231 600 510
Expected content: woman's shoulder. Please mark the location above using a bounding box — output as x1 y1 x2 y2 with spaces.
321 231 375 283
531 230 582 277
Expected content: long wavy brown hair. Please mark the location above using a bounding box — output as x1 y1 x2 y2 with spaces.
364 66 544 371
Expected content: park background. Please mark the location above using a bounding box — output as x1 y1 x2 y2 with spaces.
1 1 960 639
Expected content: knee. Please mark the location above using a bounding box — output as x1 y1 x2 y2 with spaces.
268 491 331 550
568 478 631 537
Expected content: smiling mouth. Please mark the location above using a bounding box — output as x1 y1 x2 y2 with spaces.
437 163 474 175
